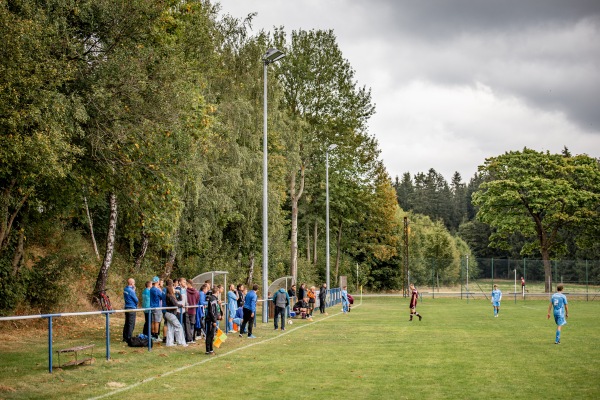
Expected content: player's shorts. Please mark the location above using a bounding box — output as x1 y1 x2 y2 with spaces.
492 301 500 307
554 314 567 326
409 304 416 310
152 309 163 323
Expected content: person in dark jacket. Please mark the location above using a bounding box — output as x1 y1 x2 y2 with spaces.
297 283 307 303
319 283 327 314
205 286 222 354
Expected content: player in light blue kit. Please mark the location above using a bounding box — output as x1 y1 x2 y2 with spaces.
547 284 568 344
491 284 502 317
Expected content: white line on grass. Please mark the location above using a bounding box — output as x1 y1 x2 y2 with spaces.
88 304 361 400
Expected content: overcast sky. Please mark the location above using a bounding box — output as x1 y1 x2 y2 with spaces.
217 0 600 182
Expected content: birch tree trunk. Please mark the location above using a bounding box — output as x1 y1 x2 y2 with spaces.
83 194 100 260
93 192 118 297
289 165 305 285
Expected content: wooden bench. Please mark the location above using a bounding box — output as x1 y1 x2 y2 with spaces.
56 344 95 368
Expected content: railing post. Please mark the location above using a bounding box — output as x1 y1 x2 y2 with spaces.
105 311 110 360
48 316 53 373
148 309 152 351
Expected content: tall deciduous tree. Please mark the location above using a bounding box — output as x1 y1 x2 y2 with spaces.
472 148 600 292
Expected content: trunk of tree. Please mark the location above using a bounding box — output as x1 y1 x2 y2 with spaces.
93 192 118 297
313 220 318 267
83 194 100 260
335 219 343 284
133 231 149 271
542 248 552 293
289 165 305 285
534 215 553 293
306 222 311 261
163 246 177 279
12 226 25 275
0 181 30 252
246 252 255 286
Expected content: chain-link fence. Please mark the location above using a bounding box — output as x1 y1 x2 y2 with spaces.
407 258 600 300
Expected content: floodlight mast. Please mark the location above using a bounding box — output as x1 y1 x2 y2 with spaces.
325 144 337 290
262 47 285 323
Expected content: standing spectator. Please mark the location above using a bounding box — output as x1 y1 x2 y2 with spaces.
298 283 307 303
319 283 327 314
160 278 168 342
521 276 526 295
141 281 152 336
186 279 200 342
240 284 258 339
409 283 422 321
491 284 502 317
341 285 349 314
178 278 189 341
288 284 297 301
307 286 316 317
149 276 163 341
227 284 239 332
205 285 222 355
236 284 245 308
164 284 187 346
195 283 209 340
547 284 569 344
123 278 138 343
272 287 290 331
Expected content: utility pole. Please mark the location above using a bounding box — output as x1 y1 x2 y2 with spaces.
403 216 409 297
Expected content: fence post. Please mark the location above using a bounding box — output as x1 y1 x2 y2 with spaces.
586 260 589 302
148 309 152 351
105 311 111 360
48 316 53 373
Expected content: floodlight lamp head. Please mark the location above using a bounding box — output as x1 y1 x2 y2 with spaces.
264 48 285 64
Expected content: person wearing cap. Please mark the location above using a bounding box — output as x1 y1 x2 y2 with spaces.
149 276 164 340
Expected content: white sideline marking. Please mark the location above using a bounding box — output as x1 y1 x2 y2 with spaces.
88 304 360 400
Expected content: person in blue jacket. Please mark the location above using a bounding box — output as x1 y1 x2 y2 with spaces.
240 284 258 339
195 283 209 339
123 278 139 343
149 276 164 340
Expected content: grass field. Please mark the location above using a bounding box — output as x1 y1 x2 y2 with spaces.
1 296 599 399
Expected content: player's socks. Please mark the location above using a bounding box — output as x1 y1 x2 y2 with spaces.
556 330 561 343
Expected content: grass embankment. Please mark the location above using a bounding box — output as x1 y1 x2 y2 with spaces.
1 297 599 399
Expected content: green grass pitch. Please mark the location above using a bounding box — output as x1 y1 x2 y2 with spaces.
1 296 599 399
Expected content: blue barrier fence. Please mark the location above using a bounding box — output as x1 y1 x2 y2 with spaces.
0 289 343 373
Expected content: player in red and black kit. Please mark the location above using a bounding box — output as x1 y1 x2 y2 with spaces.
409 283 422 321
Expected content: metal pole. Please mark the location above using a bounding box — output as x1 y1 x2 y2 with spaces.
586 260 589 302
326 148 331 289
148 310 152 352
514 269 517 304
523 258 526 299
466 255 469 303
106 312 111 360
262 60 269 323
48 316 53 373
